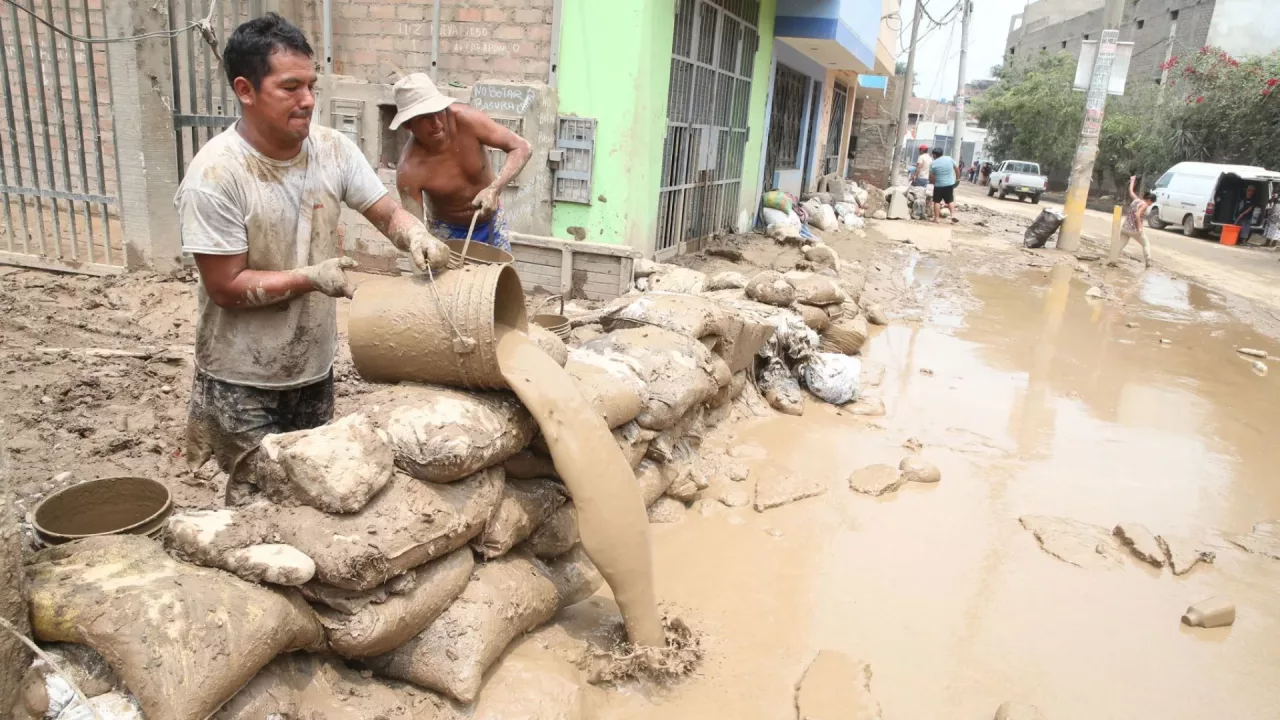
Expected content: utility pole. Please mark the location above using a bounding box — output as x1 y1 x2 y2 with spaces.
1057 0 1125 251
889 0 925 183
951 0 971 163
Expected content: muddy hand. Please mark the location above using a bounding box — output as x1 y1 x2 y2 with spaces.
472 186 499 215
405 225 450 272
298 257 358 299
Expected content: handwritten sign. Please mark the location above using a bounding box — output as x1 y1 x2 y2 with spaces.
471 84 537 116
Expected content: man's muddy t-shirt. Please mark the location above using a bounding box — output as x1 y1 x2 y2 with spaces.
176 125 387 389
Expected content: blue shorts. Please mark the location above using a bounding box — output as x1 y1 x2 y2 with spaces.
427 206 511 252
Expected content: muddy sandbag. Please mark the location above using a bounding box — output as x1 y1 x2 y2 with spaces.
578 327 726 431
759 359 805 416
379 385 535 483
798 304 831 333
706 271 747 291
803 244 840 272
745 270 796 307
26 535 324 720
803 353 862 406
504 450 559 480
209 470 503 591
216 653 459 720
54 692 141 720
256 413 393 513
564 355 646 429
821 314 869 355
635 461 676 507
167 510 317 586
529 324 569 367
647 267 707 295
18 644 119 720
474 478 568 559
526 503 580 559
785 272 846 306
607 292 738 341
315 548 474 658
613 421 655 468
1024 207 1064 249
366 555 562 703
544 545 605 608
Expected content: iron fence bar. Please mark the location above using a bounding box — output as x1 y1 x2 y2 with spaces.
168 0 186 176
174 114 240 127
0 138 12 252
63 0 93 263
0 185 116 204
185 0 198 159
202 6 213 145
21 0 53 254
83 0 112 263
12 1 46 255
0 13 29 253
45 0 78 259
218 0 227 121
29 0 64 256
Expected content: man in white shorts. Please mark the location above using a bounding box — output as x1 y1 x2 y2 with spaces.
176 13 450 502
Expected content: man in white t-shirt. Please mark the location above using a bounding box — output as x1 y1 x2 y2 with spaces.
912 144 932 188
177 13 450 502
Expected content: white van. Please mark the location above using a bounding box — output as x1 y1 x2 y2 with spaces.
1148 162 1280 237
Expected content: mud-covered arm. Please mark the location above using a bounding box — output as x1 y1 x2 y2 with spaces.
461 105 533 213
361 195 449 272
193 253 357 308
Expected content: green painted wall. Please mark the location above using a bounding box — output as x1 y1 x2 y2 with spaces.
737 0 777 227
553 0 675 253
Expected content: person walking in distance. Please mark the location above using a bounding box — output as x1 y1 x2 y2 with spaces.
928 148 959 223
177 14 451 503
1108 176 1155 268
394 73 533 252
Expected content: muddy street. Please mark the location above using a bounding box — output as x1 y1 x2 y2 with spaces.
6 205 1280 718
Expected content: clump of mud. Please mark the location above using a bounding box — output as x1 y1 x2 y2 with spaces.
581 612 703 685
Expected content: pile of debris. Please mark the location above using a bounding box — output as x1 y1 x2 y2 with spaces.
757 174 886 242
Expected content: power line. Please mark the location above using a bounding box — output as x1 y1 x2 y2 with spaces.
1 0 219 50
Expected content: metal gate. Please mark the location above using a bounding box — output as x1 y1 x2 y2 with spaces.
0 0 122 274
823 82 848 175
762 62 805 192
169 0 264 177
656 0 759 259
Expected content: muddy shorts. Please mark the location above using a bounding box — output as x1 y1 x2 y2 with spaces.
428 205 512 252
186 369 334 503
933 183 956 204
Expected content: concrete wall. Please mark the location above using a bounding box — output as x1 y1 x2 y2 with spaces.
549 0 674 253
848 74 901 187
737 0 779 231
1207 0 1280 59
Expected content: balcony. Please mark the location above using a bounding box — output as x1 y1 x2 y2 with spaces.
775 0 888 74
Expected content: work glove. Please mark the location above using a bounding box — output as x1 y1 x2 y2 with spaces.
472 186 499 215
297 257 358 299
405 224 450 272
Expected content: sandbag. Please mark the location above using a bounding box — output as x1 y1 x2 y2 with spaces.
474 478 568 559
525 502 580 559
648 267 707 295
18 644 119 720
798 304 831 333
27 536 324 720
314 548 474 658
785 272 846 306
803 244 840 271
803 353 862 406
745 270 796 307
366 555 562 703
759 358 805 416
378 385 535 483
761 190 793 214
216 653 457 720
635 460 676 507
1024 207 1064 249
55 692 141 720
613 421 655 468
577 327 726 431
607 292 739 341
529 324 569 367
167 510 317 586
706 271 747 291
821 314 869 355
544 545 605 608
565 354 646 429
201 470 503 591
504 450 559 480
258 413 393 513
809 204 839 233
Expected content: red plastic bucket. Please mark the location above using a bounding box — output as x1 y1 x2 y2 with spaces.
1221 224 1241 246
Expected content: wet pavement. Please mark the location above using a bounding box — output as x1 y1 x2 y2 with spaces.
594 259 1280 718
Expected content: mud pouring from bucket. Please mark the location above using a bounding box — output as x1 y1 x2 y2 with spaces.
348 262 666 648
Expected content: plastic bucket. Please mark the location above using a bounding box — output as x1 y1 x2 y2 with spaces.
445 239 514 268
531 295 570 339
349 264 528 389
32 476 172 546
1221 224 1241 246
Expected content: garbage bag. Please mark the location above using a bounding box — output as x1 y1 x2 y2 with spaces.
648 267 707 294
758 358 805 416
810 204 839 233
1024 208 1064 248
762 190 793 214
803 353 862 406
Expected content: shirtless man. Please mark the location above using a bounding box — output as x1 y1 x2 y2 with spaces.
393 73 533 252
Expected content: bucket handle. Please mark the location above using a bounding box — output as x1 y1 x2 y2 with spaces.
541 294 565 315
419 203 483 355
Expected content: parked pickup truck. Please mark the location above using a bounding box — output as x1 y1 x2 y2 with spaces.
988 161 1048 204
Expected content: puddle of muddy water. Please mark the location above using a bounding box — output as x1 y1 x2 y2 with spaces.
591 263 1280 719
